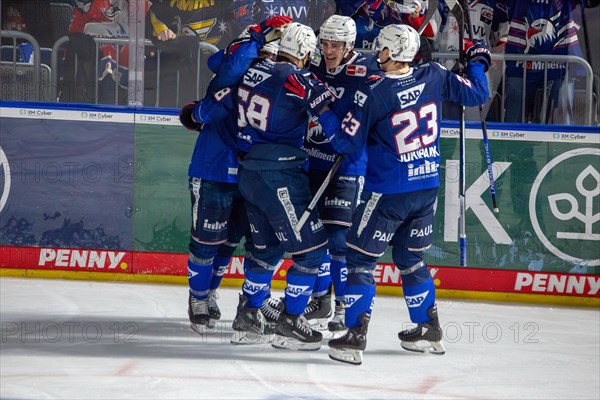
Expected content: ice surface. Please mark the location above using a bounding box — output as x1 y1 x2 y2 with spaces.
1 278 598 399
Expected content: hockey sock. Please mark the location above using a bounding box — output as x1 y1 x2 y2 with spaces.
344 272 376 329
330 255 347 302
401 275 436 324
242 256 274 308
284 264 318 315
187 255 213 299
311 252 331 297
209 254 231 290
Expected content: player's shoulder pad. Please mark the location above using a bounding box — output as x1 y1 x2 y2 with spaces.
284 71 311 99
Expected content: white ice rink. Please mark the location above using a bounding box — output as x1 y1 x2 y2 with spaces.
1 277 598 400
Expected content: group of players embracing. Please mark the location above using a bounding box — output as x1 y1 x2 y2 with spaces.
178 12 491 365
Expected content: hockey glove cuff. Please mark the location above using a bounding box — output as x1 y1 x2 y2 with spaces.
179 103 202 132
250 16 293 43
464 39 491 72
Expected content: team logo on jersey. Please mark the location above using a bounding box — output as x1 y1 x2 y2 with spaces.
354 90 367 107
346 64 366 77
523 13 560 53
306 119 328 144
243 68 272 87
405 290 429 308
398 83 425 108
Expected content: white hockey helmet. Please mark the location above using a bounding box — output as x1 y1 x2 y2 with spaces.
374 24 420 62
279 22 317 60
318 15 356 51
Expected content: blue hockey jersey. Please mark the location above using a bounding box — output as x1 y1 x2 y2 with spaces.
195 58 334 157
305 50 381 175
188 116 239 183
235 59 334 154
330 61 489 194
504 0 584 79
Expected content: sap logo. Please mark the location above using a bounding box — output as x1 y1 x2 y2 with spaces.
410 225 432 237
242 280 267 295
373 231 394 242
286 284 310 298
243 68 271 87
318 262 330 277
188 267 198 279
340 266 348 282
344 294 362 307
398 83 425 108
405 290 429 308
354 90 367 107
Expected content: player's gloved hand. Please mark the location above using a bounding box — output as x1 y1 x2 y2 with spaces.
307 81 336 115
179 103 202 132
250 16 293 42
464 39 491 72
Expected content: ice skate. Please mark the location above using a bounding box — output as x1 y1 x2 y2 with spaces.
328 312 370 365
272 306 323 351
260 297 283 331
188 293 210 335
398 305 446 355
303 293 333 330
230 294 271 345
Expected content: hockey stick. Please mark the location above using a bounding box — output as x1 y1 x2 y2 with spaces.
446 0 467 266
461 0 499 213
294 155 345 233
418 0 438 35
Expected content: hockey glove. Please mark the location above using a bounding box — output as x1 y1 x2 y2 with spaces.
250 16 293 43
464 39 492 72
179 103 202 132
308 84 336 116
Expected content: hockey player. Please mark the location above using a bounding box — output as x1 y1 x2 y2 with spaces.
178 17 291 335
299 15 382 333
193 22 338 350
179 100 251 335
320 24 490 364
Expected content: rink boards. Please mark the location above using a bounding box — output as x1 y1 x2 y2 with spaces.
0 102 598 307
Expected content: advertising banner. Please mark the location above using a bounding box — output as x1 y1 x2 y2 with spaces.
0 106 135 250
1 104 598 304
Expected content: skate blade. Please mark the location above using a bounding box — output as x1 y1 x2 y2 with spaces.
271 334 321 351
401 340 446 355
190 322 214 336
328 347 363 365
230 331 273 345
321 329 347 343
